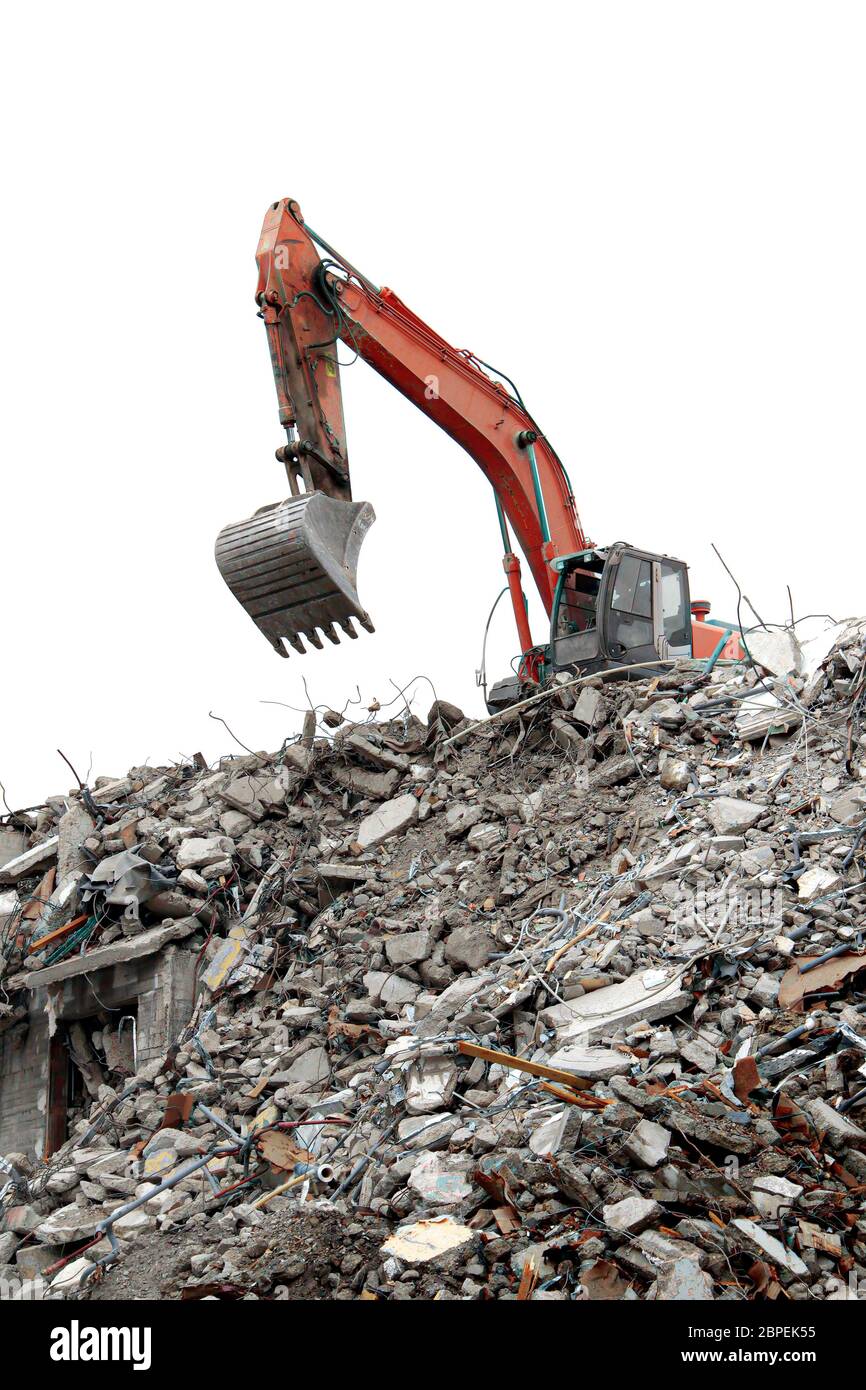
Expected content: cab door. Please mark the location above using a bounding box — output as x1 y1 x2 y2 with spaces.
652 559 692 661
601 547 692 666
602 549 659 666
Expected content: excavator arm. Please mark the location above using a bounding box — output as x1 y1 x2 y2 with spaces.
217 198 587 660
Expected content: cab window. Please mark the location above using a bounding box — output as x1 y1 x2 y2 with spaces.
555 568 600 638
611 554 652 618
609 555 653 649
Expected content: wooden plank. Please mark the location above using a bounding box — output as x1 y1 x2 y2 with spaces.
457 1040 591 1092
27 913 87 953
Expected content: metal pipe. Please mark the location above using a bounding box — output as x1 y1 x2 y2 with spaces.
86 1148 236 1282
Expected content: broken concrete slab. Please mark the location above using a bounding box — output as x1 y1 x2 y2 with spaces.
382 1217 477 1266
547 1045 633 1082
730 1218 809 1277
747 629 804 678
408 1152 473 1205
355 794 419 850
622 1118 672 1169
655 1259 714 1300
21 917 199 988
552 968 692 1043
603 1195 662 1234
0 835 59 883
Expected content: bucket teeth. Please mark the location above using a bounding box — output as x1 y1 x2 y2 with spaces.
215 492 376 657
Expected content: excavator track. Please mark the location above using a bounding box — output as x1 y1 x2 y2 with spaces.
215 491 375 657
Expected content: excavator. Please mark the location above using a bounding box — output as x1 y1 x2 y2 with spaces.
216 198 742 711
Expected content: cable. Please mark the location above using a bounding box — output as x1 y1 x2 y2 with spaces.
476 586 510 703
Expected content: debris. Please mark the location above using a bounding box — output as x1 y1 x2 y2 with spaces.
1 619 866 1302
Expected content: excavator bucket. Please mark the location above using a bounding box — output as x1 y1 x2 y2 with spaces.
215 491 376 656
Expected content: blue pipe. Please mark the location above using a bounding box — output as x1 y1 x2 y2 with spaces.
704 627 734 674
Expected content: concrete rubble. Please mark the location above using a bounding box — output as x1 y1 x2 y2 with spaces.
1 618 866 1301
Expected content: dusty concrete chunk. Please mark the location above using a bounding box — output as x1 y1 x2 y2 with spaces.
639 840 700 884
385 929 432 966
603 1195 662 1234
220 774 267 821
748 973 780 1010
404 1056 459 1115
283 1046 331 1091
397 1112 462 1149
553 968 691 1043
658 755 692 792
444 926 493 971
706 797 764 835
382 1217 477 1266
344 732 410 772
548 1046 633 1081
573 686 605 726
35 1204 103 1244
731 1218 808 1277
379 973 420 1009
829 786 866 826
679 1035 719 1071
332 765 400 800
797 866 840 901
408 1152 473 1205
219 809 252 838
355 794 418 849
175 835 235 870
57 801 95 880
622 1118 672 1168
50 1256 96 1291
0 835 58 883
5 1205 41 1236
750 1175 804 1219
747 629 804 677
590 755 639 789
444 804 484 839
620 1229 707 1277
466 822 503 853
655 1259 715 1300
804 1098 866 1146
0 827 27 870
551 718 587 756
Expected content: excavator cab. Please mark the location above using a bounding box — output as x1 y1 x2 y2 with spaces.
549 543 693 675
486 543 693 713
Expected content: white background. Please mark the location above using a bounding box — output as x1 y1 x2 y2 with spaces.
1 2 863 808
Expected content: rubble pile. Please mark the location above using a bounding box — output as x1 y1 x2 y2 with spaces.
2 618 866 1302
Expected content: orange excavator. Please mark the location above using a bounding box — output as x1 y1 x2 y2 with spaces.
216 198 742 711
